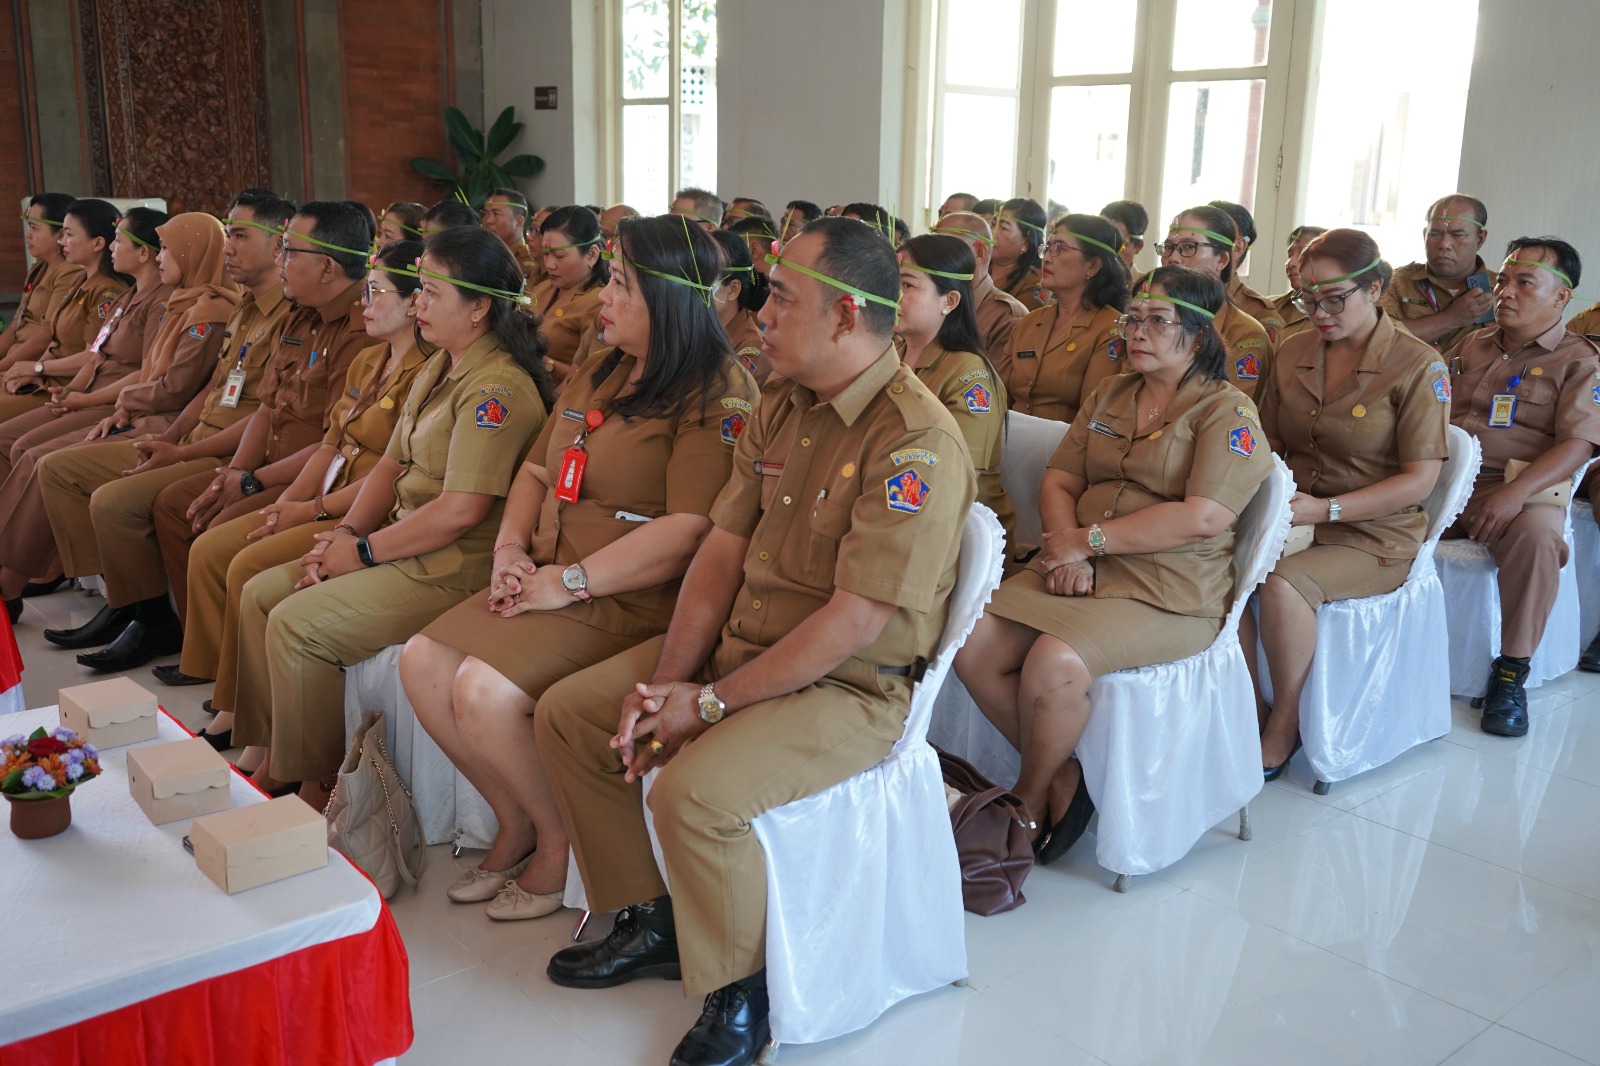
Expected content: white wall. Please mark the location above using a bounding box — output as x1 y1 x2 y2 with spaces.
1458 0 1600 309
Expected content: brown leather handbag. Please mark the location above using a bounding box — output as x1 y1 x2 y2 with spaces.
936 747 1035 915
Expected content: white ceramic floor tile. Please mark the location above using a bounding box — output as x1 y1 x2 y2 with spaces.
1152 780 1343 892
1267 729 1453 810
1183 811 1600 1020
1346 739 1600 901
985 892 1488 1066
403 963 609 1065
1440 1025 1592 1066
1499 957 1600 1065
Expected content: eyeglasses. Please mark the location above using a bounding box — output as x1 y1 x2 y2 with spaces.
1043 240 1083 258
1115 313 1183 338
1157 240 1209 258
1291 286 1362 315
279 238 335 261
363 281 403 304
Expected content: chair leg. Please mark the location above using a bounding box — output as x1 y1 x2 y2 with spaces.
571 909 591 941
1113 873 1130 892
953 977 971 987
756 1038 780 1065
1312 779 1331 796
451 842 464 858
1238 805 1253 842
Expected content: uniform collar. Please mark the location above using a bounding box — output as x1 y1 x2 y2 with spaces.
443 331 505 381
790 343 901 427
1293 308 1398 370
972 275 996 304
248 283 286 318
1491 317 1569 355
314 280 364 325
1098 367 1212 438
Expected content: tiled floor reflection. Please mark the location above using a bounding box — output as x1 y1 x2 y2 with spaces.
11 585 1600 1065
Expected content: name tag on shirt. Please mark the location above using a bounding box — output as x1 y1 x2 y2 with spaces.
1015 349 1038 360
754 460 784 477
1088 419 1121 438
1489 394 1517 428
561 407 586 421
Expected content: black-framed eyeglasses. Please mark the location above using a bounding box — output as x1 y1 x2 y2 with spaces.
1115 313 1182 338
279 237 334 261
1043 240 1083 258
1292 286 1362 315
1157 240 1208 258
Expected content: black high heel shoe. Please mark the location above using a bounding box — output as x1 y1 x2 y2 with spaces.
1035 773 1096 866
4 598 20 626
1263 737 1302 782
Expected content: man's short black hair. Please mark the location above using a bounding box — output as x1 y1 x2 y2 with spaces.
487 188 529 218
424 198 481 230
294 200 374 279
227 189 297 230
1505 236 1581 290
799 216 899 336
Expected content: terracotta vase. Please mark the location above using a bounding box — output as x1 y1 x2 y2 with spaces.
7 792 73 839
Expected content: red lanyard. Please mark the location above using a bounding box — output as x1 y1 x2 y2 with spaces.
554 409 605 503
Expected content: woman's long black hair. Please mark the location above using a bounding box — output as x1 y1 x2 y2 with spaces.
1053 213 1129 312
540 205 608 290
710 229 769 312
66 198 127 284
898 234 985 356
1130 265 1228 382
998 196 1046 294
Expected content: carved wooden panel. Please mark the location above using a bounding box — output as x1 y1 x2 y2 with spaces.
78 0 271 212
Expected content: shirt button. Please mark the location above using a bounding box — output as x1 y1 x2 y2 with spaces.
891 384 904 393
800 437 811 447
782 495 791 505
1066 342 1077 352
758 551 770 560
751 599 762 610
1310 408 1318 416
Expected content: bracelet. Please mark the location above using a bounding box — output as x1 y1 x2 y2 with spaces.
494 540 530 554
313 495 331 522
333 523 359 537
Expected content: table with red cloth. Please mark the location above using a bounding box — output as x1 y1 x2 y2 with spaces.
0 706 412 1065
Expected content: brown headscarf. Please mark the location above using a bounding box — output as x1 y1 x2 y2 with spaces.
132 213 240 385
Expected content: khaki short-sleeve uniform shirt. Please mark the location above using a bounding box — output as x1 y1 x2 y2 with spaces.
707 346 975 685
528 352 759 638
1260 313 1450 560
1049 372 1272 617
382 334 546 588
1381 258 1498 353
1566 301 1600 343
1446 321 1600 470
725 309 772 386
1001 266 1045 311
1266 290 1313 345
1228 275 1286 343
8 259 83 348
319 342 430 492
254 282 368 463
47 273 129 358
1216 300 1273 400
972 276 1027 368
75 283 169 391
532 280 603 379
997 301 1124 423
182 285 292 444
911 341 1016 540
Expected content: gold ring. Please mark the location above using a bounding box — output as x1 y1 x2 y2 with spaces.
648 739 666 756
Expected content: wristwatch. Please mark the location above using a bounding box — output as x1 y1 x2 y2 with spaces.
1087 523 1107 556
697 683 726 725
561 562 592 602
312 495 331 522
239 470 264 497
1327 497 1343 523
32 362 44 375
355 536 378 567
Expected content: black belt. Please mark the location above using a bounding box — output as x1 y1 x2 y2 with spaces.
878 657 929 683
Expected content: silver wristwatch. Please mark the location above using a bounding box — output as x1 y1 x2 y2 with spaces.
561 562 591 601
697 683 726 725
1327 497 1342 523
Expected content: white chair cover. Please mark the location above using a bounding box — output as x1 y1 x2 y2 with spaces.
1074 455 1293 879
997 410 1070 552
343 645 498 850
1436 459 1594 697
1571 501 1600 648
750 503 1005 1046
1293 426 1480 787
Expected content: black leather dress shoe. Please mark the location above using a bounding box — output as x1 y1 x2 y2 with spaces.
152 664 213 687
1035 772 1096 866
4 598 19 626
43 603 135 649
670 970 770 1066
1479 656 1531 737
547 896 681 989
21 575 67 598
196 728 233 752
75 620 183 673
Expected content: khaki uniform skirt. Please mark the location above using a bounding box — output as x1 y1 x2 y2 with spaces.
419 598 645 699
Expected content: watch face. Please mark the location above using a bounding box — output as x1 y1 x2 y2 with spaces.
698 698 724 724
562 566 584 591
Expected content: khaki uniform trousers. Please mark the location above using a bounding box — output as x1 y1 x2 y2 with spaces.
39 441 213 587
0 407 117 578
185 512 334 687
233 560 472 781
535 635 911 997
1449 490 1567 659
145 470 285 618
0 389 51 430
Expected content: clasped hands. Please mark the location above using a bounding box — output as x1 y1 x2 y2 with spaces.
485 546 571 617
610 681 710 783
1035 526 1095 597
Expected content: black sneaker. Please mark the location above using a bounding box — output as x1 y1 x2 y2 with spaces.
670 970 770 1066
1580 632 1600 673
1479 656 1531 737
546 896 680 989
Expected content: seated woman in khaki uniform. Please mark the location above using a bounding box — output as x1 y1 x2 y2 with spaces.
1159 205 1274 400
378 201 425 245
710 229 772 385
0 194 83 374
234 227 556 805
399 216 758 921
996 213 1130 424
1248 229 1448 777
955 266 1272 864
531 205 606 384
179 240 430 746
993 197 1049 311
895 233 1017 543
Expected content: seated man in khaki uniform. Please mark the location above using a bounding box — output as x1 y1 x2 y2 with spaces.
931 210 1028 366
480 187 540 284
1382 194 1498 352
535 217 976 1066
1445 237 1600 735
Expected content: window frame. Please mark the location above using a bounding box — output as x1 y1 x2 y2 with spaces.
610 0 715 211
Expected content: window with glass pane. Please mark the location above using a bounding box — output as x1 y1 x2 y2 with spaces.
1047 84 1130 213
622 0 669 99
946 0 1022 89
1053 0 1136 77
1299 0 1478 266
1170 0 1272 72
621 104 669 213
1158 79 1265 231
680 0 717 194
940 94 1018 202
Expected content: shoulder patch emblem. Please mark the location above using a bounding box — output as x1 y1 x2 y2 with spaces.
1429 361 1448 373
1235 353 1261 381
720 396 752 413
1592 383 1600 406
1234 404 1261 427
720 411 746 445
963 381 992 414
885 469 931 514
1228 425 1257 458
1265 324 1278 344
1434 378 1452 403
890 448 939 467
96 299 113 320
480 383 514 398
188 323 212 339
958 368 992 384
1108 337 1124 361
737 349 761 376
1238 337 1267 351
475 397 509 428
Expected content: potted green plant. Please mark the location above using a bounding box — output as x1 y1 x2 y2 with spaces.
411 106 545 209
2 726 102 838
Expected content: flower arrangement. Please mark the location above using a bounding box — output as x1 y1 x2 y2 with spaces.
1 727 102 798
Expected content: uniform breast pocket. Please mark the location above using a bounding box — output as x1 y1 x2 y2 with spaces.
409 412 452 480
1516 377 1558 408
801 495 854 581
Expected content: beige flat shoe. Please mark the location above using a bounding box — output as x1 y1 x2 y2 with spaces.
446 855 532 903
485 879 565 922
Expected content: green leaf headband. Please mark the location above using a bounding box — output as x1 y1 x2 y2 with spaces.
766 246 899 311
116 225 158 252
1167 224 1236 248
542 234 602 253
1504 256 1574 288
996 212 1047 235
602 247 719 305
671 208 722 228
1054 229 1123 259
232 216 369 260
410 259 532 306
21 213 63 228
930 224 994 247
897 252 973 282
483 198 527 214
225 216 283 237
1132 287 1217 320
1429 213 1484 231
1303 256 1382 290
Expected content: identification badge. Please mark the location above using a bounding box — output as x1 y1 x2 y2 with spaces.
1488 393 1516 428
1015 349 1038 360
88 307 122 353
321 452 347 495
220 367 247 408
1088 419 1121 438
555 446 589 503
